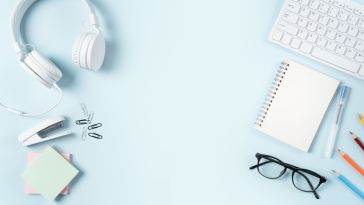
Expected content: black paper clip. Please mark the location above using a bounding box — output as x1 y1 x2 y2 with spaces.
88 123 102 130
88 132 103 139
76 119 91 125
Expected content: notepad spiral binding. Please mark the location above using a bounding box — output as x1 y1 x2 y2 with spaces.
255 61 290 127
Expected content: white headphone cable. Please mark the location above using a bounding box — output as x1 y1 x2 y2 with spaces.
0 84 63 117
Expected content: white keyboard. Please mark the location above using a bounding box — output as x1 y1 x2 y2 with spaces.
270 0 364 79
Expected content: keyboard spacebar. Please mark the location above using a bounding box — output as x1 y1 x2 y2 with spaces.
311 47 360 73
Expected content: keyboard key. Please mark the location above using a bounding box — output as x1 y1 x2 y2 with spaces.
282 12 299 23
338 10 349 21
348 15 359 25
338 23 349 32
335 45 346 55
355 53 364 62
272 30 283 41
319 3 329 13
328 18 338 29
282 34 292 44
346 49 356 58
309 11 320 21
345 5 354 13
335 33 346 43
278 21 299 35
348 26 359 36
298 18 308 27
355 41 364 51
358 30 364 40
300 0 310 6
312 47 361 72
309 0 320 9
317 24 327 35
300 7 310 17
308 33 318 43
326 29 336 39
291 38 302 48
326 41 337 50
333 1 344 8
318 15 330 25
298 29 308 39
359 19 364 28
300 42 313 53
317 36 328 47
286 2 301 13
345 37 356 47
355 9 364 16
307 21 318 31
328 7 339 17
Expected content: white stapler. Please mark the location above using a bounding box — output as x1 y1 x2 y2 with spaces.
18 116 72 146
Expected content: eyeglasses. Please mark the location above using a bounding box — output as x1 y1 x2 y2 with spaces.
249 153 327 199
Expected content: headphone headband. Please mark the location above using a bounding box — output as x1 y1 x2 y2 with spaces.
4 0 104 118
11 0 100 55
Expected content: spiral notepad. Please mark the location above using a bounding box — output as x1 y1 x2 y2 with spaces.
255 60 340 152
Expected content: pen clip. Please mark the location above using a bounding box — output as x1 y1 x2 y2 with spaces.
340 86 351 102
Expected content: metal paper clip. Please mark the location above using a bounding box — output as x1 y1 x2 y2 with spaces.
82 126 87 141
76 119 91 125
88 111 94 123
88 132 103 139
81 103 89 117
88 123 102 130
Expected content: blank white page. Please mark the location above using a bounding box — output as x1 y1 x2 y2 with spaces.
256 61 340 152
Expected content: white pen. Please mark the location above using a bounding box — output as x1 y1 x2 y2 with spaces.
325 86 351 158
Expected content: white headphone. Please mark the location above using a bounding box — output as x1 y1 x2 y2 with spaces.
3 0 105 117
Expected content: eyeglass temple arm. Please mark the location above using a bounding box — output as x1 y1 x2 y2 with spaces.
249 161 272 170
299 172 320 199
285 163 300 170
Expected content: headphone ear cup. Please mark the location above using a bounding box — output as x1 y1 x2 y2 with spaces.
72 33 88 67
73 32 105 71
23 51 62 88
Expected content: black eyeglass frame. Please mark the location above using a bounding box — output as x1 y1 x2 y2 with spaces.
249 153 327 199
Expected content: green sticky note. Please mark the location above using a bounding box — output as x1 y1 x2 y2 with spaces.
22 146 79 201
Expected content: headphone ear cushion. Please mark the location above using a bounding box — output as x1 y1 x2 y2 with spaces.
30 50 62 81
79 33 94 70
23 51 62 88
72 33 88 67
86 33 105 71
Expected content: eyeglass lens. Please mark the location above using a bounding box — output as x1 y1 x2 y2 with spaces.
257 157 285 179
292 170 321 192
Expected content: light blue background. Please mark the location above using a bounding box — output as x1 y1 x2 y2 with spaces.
1 0 364 204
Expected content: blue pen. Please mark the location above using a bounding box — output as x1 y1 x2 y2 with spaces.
325 86 351 158
333 170 364 199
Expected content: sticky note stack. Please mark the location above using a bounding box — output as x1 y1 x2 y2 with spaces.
22 146 79 201
25 152 71 195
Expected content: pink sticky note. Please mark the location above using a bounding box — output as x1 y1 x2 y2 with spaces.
25 152 71 195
